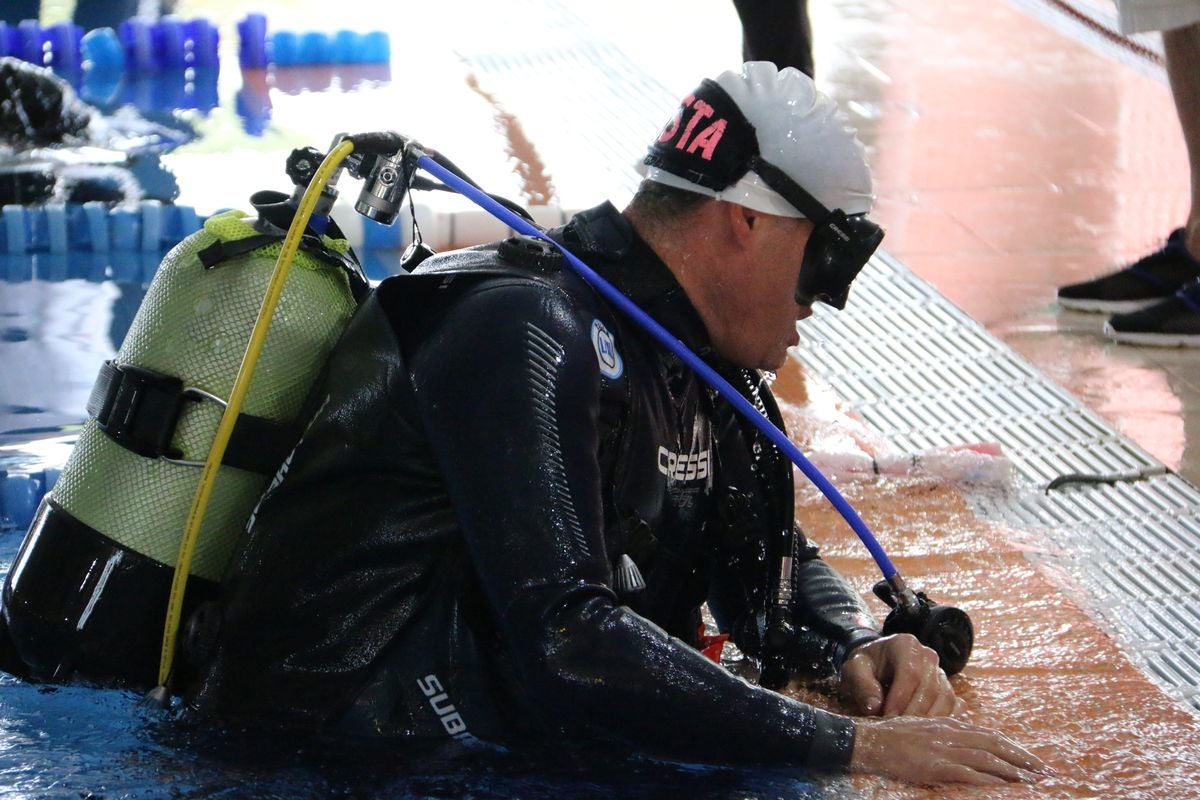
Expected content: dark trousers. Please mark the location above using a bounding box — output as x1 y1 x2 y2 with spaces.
3 1 144 29
732 0 814 77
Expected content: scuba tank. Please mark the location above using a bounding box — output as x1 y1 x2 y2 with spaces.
0 188 367 690
0 134 537 695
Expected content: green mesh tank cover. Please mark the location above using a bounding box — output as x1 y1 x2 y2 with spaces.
53 211 359 581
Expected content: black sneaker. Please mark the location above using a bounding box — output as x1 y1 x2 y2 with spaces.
1104 276 1200 346
1058 229 1200 313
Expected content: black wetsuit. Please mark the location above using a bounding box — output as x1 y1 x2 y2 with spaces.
191 202 879 769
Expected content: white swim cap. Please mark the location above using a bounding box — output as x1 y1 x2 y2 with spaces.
637 62 873 218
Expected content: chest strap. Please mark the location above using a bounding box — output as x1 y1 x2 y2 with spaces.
85 360 298 475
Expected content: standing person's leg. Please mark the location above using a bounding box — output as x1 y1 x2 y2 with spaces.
1104 17 1200 345
731 0 814 77
1164 20 1200 258
1058 8 1200 320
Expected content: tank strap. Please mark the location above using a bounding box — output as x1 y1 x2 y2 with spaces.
197 234 281 268
86 360 299 475
197 231 370 304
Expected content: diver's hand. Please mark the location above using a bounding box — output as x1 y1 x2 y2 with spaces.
839 633 965 717
850 716 1050 785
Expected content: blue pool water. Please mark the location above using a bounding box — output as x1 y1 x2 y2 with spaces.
0 661 835 798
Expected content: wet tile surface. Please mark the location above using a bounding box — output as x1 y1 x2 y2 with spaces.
813 0 1199 483
503 0 1200 484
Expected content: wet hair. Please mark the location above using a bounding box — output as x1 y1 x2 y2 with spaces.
627 180 711 221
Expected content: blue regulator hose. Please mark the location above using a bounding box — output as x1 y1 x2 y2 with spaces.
418 154 902 584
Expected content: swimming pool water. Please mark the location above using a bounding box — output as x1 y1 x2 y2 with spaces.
0 657 836 799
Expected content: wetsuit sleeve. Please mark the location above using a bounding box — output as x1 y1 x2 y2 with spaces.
783 527 881 672
709 522 879 677
408 278 857 768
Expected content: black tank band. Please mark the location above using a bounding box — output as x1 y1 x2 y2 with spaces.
86 359 299 474
1 498 218 688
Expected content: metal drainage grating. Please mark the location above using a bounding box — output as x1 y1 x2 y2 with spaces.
798 255 1165 487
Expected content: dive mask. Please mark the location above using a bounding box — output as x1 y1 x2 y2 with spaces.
751 156 884 310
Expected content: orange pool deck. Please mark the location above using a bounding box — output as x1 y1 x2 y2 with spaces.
159 0 1200 792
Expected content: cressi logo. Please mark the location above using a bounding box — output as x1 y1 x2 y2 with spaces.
591 319 623 379
657 94 728 162
658 446 711 482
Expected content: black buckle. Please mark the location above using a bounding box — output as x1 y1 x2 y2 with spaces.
87 361 187 459
86 361 300 474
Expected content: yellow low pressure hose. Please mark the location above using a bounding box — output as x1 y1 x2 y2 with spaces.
153 139 357 693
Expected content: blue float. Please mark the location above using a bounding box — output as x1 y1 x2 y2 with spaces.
0 473 41 531
0 203 203 254
238 15 390 68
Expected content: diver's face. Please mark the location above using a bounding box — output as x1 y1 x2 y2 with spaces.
722 214 815 371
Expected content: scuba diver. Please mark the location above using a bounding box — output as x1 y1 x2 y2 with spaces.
188 63 1048 784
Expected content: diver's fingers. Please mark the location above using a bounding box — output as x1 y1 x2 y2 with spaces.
899 662 957 717
850 716 1051 785
946 746 1043 784
924 682 959 718
936 764 1009 786
879 666 919 717
951 697 970 719
881 639 942 717
841 635 957 717
839 651 886 715
957 726 1051 775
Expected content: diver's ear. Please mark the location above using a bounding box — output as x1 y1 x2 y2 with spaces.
725 201 758 247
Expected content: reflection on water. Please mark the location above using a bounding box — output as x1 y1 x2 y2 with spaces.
0 252 148 445
0 246 408 452
81 69 219 119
